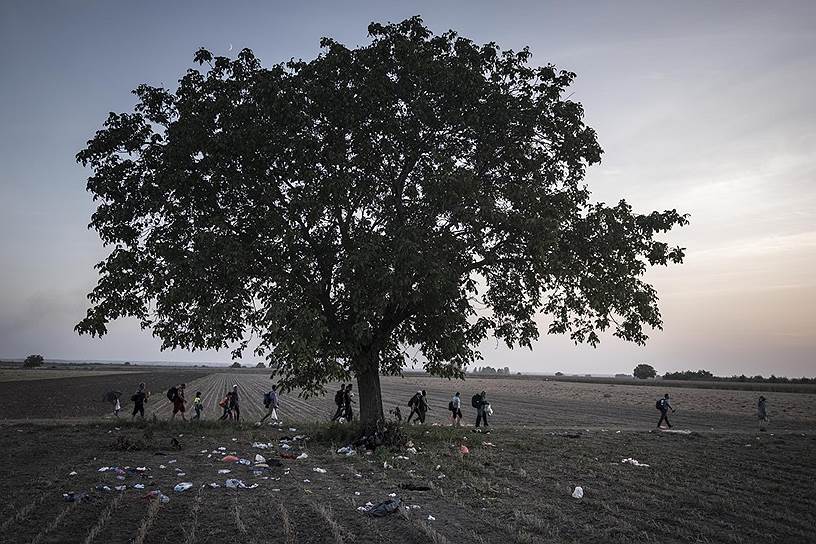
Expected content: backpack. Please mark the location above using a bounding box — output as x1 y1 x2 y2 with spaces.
655 399 664 411
448 401 454 412
131 394 138 402
408 393 419 408
218 397 229 408
471 394 481 408
263 392 272 408
167 387 178 402
334 389 344 406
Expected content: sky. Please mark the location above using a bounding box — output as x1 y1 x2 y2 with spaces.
0 1 814 376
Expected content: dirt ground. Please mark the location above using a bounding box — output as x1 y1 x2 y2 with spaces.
0 420 813 544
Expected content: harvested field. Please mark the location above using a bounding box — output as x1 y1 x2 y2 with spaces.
0 420 813 544
1 370 814 432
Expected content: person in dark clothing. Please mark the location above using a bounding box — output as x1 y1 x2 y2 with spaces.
656 393 675 428
131 383 148 420
475 391 489 428
229 384 240 422
331 384 347 421
449 392 463 426
171 383 187 421
406 391 423 424
218 391 233 420
343 384 355 421
416 390 429 424
757 396 769 431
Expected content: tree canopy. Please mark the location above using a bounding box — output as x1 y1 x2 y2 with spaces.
633 363 657 379
76 16 687 426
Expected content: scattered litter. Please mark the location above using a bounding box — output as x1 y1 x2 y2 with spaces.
255 455 267 464
114 485 126 491
96 485 112 492
136 467 147 472
218 447 226 451
237 459 251 465
208 483 221 488
68 471 77 476
337 446 355 456
168 460 177 464
395 455 409 460
176 473 186 477
133 484 145 489
313 468 327 474
174 482 193 492
289 428 297 432
406 447 417 455
435 465 441 471
159 465 166 469
225 479 258 489
296 453 308 460
459 445 470 455
63 492 91 503
144 490 170 503
97 467 111 472
232 438 238 442
482 442 495 447
303 479 311 483
427 515 436 521
383 462 392 469
388 493 397 497
364 498 402 517
252 442 273 449
572 486 584 499
621 458 650 467
218 469 231 474
354 491 361 496
222 455 240 463
410 505 421 509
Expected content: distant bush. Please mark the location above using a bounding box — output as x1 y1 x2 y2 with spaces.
554 371 564 376
230 361 242 369
23 354 44 368
255 362 266 368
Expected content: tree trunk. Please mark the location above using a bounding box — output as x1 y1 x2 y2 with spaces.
356 354 384 432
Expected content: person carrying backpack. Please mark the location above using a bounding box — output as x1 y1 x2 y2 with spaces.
170 383 187 421
757 395 769 431
474 390 489 428
449 392 462 426
656 393 675 429
260 384 280 424
331 384 347 421
131 382 148 420
218 391 233 420
406 391 422 424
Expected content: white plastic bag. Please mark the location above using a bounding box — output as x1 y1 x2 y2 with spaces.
572 486 583 499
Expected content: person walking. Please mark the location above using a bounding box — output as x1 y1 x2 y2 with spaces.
331 384 347 421
131 383 148 420
656 393 675 429
474 390 489 428
757 395 769 431
449 392 462 426
406 390 422 424
260 384 280 424
416 390 429 424
343 384 355 422
229 384 241 422
192 391 203 420
170 383 187 421
218 391 233 420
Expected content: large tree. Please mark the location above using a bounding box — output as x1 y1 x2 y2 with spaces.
76 17 687 428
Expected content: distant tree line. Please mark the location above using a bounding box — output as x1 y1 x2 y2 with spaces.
663 369 815 384
472 366 512 375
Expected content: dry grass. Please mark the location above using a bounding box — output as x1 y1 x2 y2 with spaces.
414 520 450 544
311 503 346 544
82 494 123 544
0 492 47 531
182 487 203 544
132 496 162 544
279 504 295 544
29 502 77 544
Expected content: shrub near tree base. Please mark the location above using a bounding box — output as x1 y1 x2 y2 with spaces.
74 17 687 430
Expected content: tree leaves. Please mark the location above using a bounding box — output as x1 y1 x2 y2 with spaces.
76 16 687 401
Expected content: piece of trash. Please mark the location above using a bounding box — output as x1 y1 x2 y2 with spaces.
296 453 308 460
225 479 247 489
254 454 267 464
159 465 166 469
435 465 441 471
238 459 251 466
303 479 311 483
289 428 297 432
176 473 186 477
208 482 221 488
114 485 126 491
144 490 170 503
168 460 177 464
313 468 327 474
482 442 495 447
232 438 238 442
252 442 271 449
96 485 112 492
427 515 436 521
218 469 231 474
365 498 402 517
97 467 111 472
459 445 470 455
383 462 392 469
63 492 91 503
281 443 291 450
572 486 584 499
395 455 409 460
174 482 193 492
222 455 240 463
218 446 226 451
354 491 361 496
406 447 417 455
388 492 397 497
68 471 77 476
411 505 421 509
337 445 355 456
133 484 145 489
621 458 650 467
